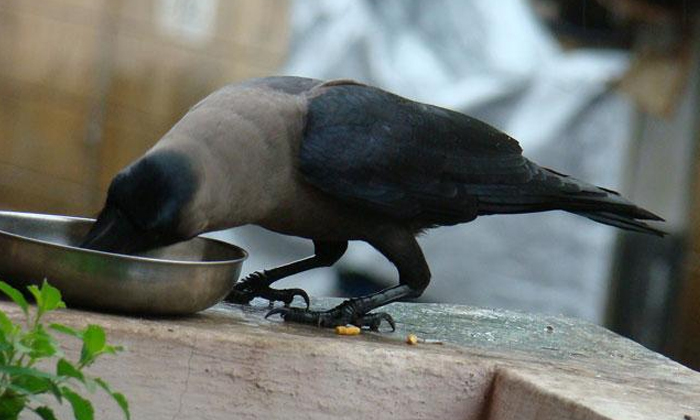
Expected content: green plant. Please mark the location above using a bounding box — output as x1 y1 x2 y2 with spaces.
0 280 130 420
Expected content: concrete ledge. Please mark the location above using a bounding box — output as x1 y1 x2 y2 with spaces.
5 299 699 420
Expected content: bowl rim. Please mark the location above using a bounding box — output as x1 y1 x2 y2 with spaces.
0 210 248 266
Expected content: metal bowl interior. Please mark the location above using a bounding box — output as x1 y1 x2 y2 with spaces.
0 211 247 315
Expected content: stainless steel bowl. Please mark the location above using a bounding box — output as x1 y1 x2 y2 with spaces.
0 211 247 315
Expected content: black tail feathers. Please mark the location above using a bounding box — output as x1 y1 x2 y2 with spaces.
573 209 665 237
476 165 666 236
539 167 666 236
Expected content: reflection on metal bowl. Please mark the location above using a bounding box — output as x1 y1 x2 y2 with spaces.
0 211 247 315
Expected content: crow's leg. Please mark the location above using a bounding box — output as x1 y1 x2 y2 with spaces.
266 227 430 331
225 240 348 308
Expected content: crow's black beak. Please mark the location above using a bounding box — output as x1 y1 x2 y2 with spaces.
80 206 161 255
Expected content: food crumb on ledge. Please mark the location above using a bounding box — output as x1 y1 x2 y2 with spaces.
335 325 361 336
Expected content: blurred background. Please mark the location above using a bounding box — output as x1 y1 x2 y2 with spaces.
0 0 699 369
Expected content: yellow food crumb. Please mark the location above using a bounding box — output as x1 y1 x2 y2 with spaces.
335 325 361 335
406 334 419 345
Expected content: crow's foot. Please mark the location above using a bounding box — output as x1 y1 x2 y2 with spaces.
265 299 395 331
225 271 310 308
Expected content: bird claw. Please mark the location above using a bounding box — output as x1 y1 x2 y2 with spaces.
225 271 310 309
265 304 396 332
225 289 255 305
259 287 310 309
361 312 396 332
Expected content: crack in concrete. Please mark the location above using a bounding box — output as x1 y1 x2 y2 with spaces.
478 367 502 420
173 339 196 420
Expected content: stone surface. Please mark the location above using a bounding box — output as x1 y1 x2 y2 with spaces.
4 298 699 420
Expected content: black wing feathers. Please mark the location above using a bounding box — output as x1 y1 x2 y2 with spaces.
301 83 529 225
300 83 663 234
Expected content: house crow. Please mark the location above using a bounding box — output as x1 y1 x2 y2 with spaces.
81 76 664 330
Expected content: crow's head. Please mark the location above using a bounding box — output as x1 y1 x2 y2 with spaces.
81 150 200 254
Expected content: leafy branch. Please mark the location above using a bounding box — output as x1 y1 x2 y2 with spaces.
0 280 130 420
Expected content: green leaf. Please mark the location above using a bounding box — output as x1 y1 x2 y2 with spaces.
23 325 59 359
39 281 65 312
34 406 59 420
82 326 106 353
5 384 45 404
110 392 131 420
80 326 106 366
49 323 81 338
61 387 94 420
101 344 122 356
11 374 52 395
0 365 61 382
0 309 14 335
94 378 130 420
47 380 63 404
92 377 110 393
56 359 84 383
0 282 128 420
12 340 33 356
0 392 26 420
27 285 42 309
0 329 14 361
4 372 61 403
0 282 29 316
111 392 130 420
